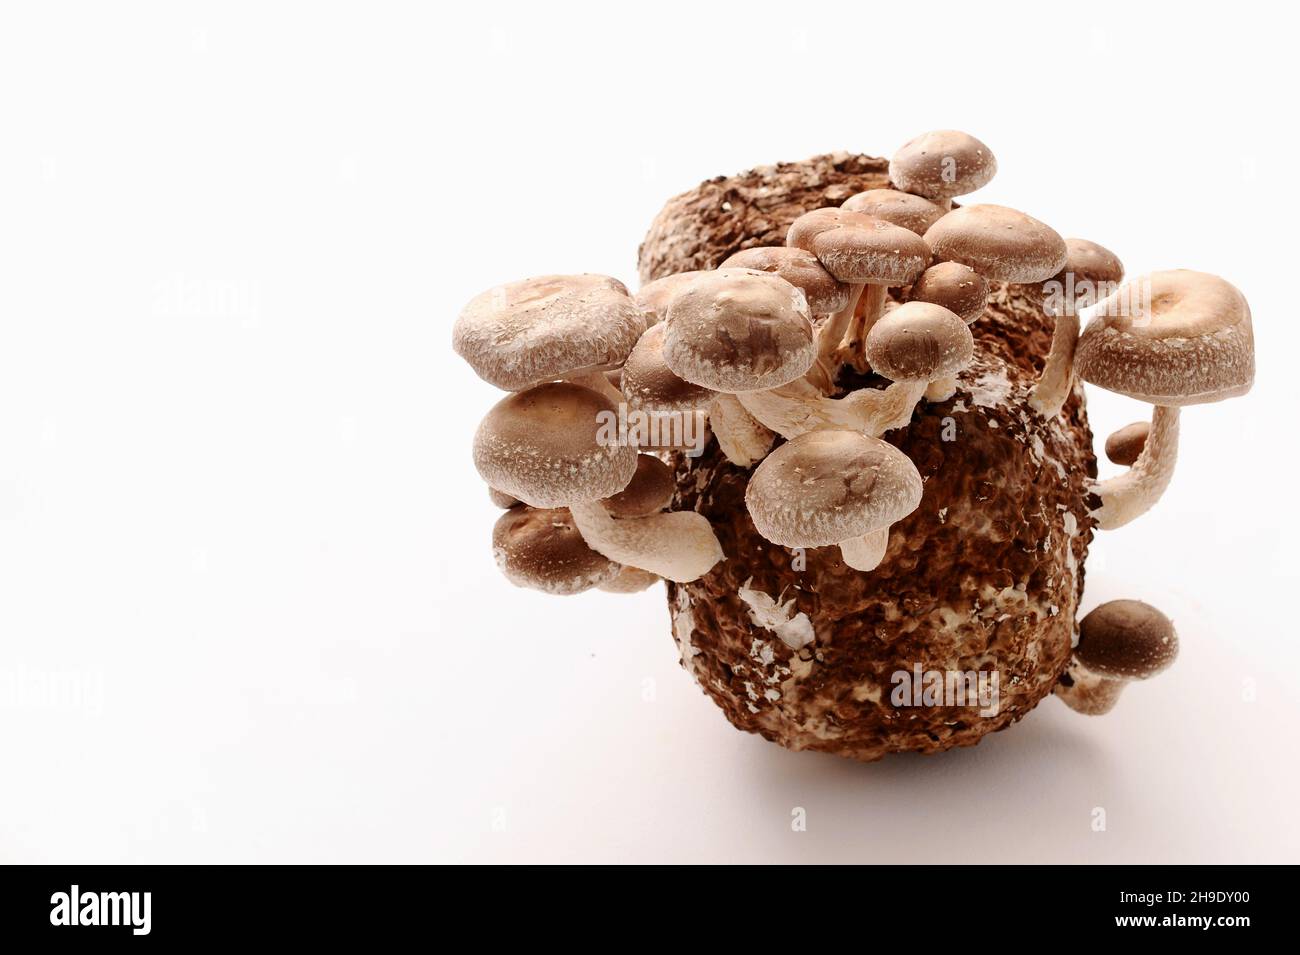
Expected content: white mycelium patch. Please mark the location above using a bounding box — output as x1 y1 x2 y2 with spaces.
738 578 816 650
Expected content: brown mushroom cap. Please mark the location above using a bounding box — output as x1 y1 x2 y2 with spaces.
492 506 619 595
786 208 930 286
745 430 923 548
621 323 715 414
1076 599 1179 679
597 565 661 593
1074 270 1255 406
663 268 815 392
924 205 1068 283
603 454 675 518
1041 238 1125 315
907 262 989 324
1104 421 1150 467
841 188 948 236
454 274 647 391
865 302 974 382
720 246 851 314
472 382 638 508
635 271 708 325
889 130 997 201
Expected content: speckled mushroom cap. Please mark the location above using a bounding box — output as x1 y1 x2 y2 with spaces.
865 301 974 382
662 268 815 392
1074 270 1255 406
1076 600 1179 679
472 382 638 508
745 429 924 548
719 247 851 314
841 188 948 236
454 274 648 391
1041 238 1125 315
621 323 715 413
908 262 989 324
889 130 997 201
492 506 620 595
924 205 1068 283
634 270 708 325
603 454 675 518
786 208 930 286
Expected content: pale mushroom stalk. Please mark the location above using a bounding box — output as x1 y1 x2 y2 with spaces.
1089 405 1179 530
924 375 959 402
837 284 888 372
1056 600 1178 715
565 370 626 405
708 393 774 467
813 282 864 378
737 377 926 439
568 500 723 583
838 527 890 571
1027 310 1080 417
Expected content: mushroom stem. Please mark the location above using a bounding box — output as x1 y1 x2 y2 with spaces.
839 527 890 571
1028 311 1081 418
838 284 888 372
568 500 723 583
738 378 926 440
814 283 864 374
709 394 774 467
924 375 958 402
1089 405 1180 529
1055 664 1125 715
565 370 625 405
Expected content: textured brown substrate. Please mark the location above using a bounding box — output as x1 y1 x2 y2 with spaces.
642 154 1098 761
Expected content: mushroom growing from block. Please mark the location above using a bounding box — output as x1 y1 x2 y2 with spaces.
1074 270 1255 529
1029 238 1125 418
906 262 990 400
719 246 851 394
888 130 998 207
746 429 924 572
453 274 646 401
472 381 722 581
841 188 948 236
865 301 975 404
786 208 930 376
492 506 620 595
620 322 714 456
1056 600 1179 715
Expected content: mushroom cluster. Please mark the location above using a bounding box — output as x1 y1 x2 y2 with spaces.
456 133 1255 761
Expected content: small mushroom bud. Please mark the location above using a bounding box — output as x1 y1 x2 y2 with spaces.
492 506 620 595
603 454 675 518
889 130 997 202
1056 600 1178 715
1104 421 1151 467
788 208 931 374
746 430 923 572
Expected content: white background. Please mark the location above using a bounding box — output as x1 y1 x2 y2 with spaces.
1 1 1296 863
